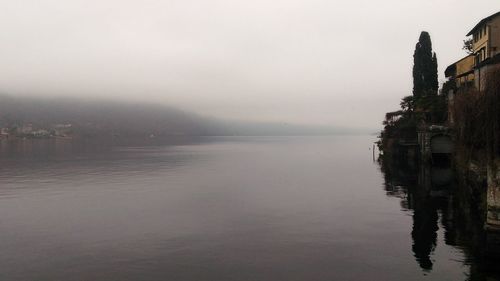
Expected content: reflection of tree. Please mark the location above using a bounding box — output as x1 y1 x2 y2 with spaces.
381 154 438 271
379 154 500 280
411 195 438 271
378 156 442 272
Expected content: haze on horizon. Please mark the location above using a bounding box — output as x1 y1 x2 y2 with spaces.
0 0 498 129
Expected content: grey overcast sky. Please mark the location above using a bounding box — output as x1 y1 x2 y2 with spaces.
0 0 498 128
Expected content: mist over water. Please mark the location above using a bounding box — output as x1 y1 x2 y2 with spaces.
0 136 496 281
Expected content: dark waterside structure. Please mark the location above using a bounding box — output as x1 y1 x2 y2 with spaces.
379 12 500 263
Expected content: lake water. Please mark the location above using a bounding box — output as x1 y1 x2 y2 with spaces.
0 136 498 281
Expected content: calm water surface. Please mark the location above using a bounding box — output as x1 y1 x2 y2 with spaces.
0 136 498 280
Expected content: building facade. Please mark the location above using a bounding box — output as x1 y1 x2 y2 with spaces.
444 55 475 89
467 11 500 65
445 11 500 92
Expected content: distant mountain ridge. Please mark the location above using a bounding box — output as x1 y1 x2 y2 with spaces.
0 95 219 137
0 95 372 137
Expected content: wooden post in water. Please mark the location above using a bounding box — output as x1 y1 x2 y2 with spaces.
372 144 376 162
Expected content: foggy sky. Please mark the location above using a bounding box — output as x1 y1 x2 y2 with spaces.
0 0 498 129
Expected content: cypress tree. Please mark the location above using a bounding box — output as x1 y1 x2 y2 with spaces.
413 32 438 98
431 53 438 93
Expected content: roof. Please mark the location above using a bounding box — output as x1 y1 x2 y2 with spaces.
466 11 500 36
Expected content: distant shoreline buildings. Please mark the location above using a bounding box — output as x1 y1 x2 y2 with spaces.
0 123 73 140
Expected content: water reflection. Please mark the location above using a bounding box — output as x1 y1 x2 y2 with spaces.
0 136 212 159
1 136 500 281
380 154 500 280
